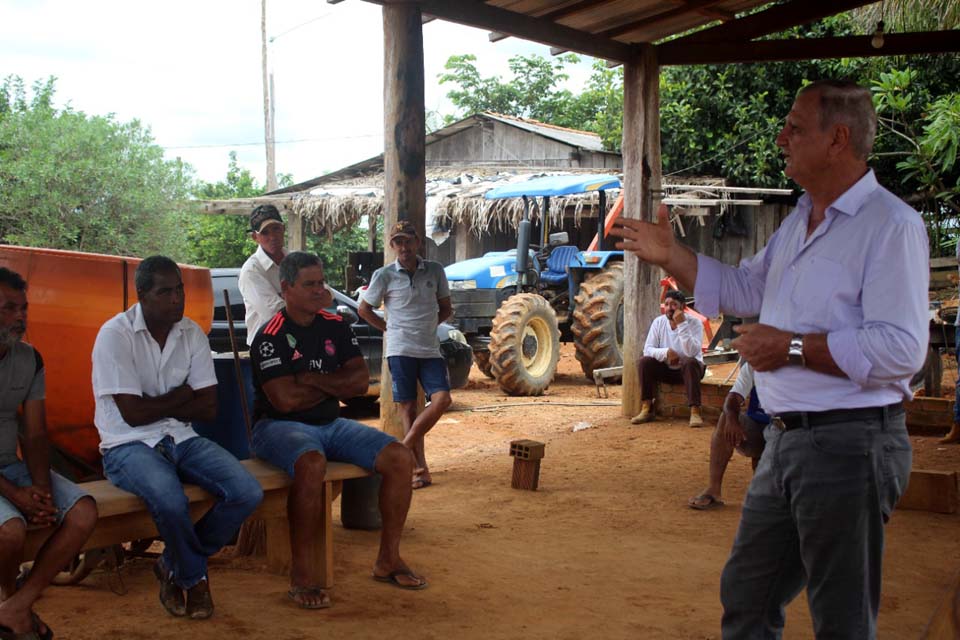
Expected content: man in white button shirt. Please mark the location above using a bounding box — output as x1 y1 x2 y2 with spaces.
631 290 705 427
239 205 286 346
612 80 925 639
92 256 262 620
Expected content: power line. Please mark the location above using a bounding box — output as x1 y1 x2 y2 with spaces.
664 120 781 177
163 132 383 150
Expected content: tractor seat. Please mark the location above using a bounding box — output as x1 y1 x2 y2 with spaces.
540 245 579 285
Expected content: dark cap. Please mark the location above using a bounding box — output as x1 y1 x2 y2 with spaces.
389 220 418 241
250 204 283 233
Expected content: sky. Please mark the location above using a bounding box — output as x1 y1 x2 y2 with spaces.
4 0 597 186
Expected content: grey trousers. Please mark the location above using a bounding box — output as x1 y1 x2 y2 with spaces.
719 407 912 639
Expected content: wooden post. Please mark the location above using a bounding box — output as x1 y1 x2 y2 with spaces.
455 223 481 262
380 2 426 439
367 212 378 253
287 212 306 251
620 45 663 418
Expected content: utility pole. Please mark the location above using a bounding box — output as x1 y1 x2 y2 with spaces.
261 0 278 191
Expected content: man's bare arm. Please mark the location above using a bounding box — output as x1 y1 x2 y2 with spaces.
169 385 218 423
297 356 370 399
263 357 369 413
113 384 196 426
20 398 53 493
608 204 699 292
437 296 452 325
731 324 845 377
358 300 387 333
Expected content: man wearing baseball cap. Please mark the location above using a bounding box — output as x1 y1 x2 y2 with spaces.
239 204 287 346
359 221 452 489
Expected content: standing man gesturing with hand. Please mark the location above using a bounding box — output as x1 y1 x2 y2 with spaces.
610 80 926 639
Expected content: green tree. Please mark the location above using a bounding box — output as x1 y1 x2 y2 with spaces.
0 76 192 257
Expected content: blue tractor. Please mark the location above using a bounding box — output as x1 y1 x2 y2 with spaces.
444 174 625 395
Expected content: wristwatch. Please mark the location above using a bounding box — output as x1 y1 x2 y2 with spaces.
787 333 805 367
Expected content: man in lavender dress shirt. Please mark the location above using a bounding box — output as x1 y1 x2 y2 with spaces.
611 80 926 638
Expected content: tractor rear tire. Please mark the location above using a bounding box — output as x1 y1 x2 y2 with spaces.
473 349 495 378
572 262 624 381
488 293 559 396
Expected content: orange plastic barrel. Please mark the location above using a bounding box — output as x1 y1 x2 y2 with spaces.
0 246 213 466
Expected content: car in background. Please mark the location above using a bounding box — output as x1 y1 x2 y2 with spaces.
208 268 473 405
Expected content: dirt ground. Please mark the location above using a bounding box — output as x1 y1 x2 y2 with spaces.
35 345 960 639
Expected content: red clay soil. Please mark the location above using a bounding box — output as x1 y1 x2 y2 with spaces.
34 345 960 639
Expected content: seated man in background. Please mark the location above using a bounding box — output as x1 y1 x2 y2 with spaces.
251 252 425 610
92 256 262 620
688 362 769 510
632 290 706 426
0 267 97 639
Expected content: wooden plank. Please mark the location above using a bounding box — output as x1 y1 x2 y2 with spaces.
931 257 957 269
370 0 633 62
22 460 369 560
659 31 960 66
620 44 663 419
319 479 335 588
898 469 959 514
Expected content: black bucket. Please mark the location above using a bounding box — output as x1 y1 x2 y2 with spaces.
340 474 382 530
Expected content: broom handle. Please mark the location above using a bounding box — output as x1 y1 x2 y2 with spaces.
223 289 255 455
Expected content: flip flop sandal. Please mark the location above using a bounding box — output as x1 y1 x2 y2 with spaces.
688 494 724 510
0 624 40 640
372 570 428 591
287 586 332 609
30 614 52 640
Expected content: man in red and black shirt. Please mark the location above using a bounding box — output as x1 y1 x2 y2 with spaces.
250 252 426 609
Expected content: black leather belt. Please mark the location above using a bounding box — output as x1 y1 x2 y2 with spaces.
772 403 904 431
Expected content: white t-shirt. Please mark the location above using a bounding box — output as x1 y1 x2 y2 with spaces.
239 246 285 345
643 313 704 367
92 304 218 451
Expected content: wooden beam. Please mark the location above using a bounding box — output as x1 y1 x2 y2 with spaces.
600 0 727 39
675 0 877 44
369 0 634 62
620 45 663 419
199 197 297 216
659 31 960 65
381 2 426 438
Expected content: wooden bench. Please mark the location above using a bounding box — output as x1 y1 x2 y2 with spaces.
23 459 371 588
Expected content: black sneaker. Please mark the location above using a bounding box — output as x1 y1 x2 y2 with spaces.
186 578 214 620
153 559 186 617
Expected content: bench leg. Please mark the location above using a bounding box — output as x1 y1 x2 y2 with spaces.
264 481 335 588
315 480 334 589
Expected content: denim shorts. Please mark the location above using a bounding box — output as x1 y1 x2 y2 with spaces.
387 356 450 402
252 417 396 476
0 462 90 526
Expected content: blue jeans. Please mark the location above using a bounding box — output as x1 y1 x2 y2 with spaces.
720 408 912 639
102 435 263 588
252 417 395 477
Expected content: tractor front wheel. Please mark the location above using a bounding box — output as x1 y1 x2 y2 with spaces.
473 349 495 378
572 262 624 381
488 293 560 396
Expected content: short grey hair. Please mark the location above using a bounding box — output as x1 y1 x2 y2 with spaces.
279 251 324 285
135 256 180 294
799 80 877 160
